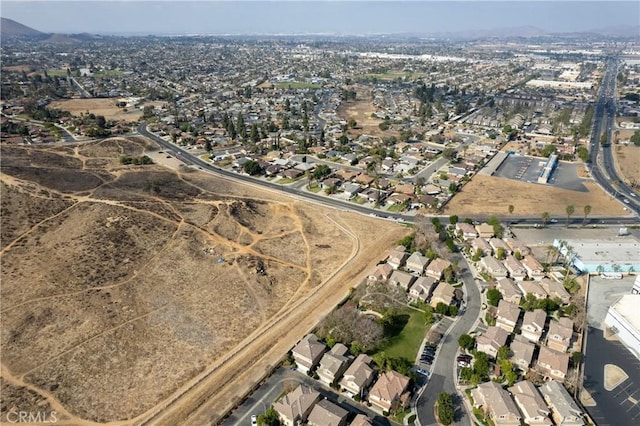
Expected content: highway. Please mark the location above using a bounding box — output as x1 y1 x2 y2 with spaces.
587 57 640 216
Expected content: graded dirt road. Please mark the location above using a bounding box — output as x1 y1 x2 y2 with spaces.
0 138 406 424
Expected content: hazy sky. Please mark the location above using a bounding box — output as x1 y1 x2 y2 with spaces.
2 1 639 35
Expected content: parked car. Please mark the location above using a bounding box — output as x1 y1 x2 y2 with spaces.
251 415 258 426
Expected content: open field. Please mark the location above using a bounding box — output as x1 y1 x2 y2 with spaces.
444 174 629 217
338 89 399 140
48 98 142 122
0 138 406 424
377 309 428 362
613 144 640 187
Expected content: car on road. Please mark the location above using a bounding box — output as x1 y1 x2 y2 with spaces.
251 415 258 426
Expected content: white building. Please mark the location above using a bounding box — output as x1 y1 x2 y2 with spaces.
604 294 640 359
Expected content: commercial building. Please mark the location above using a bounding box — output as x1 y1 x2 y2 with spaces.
604 294 640 359
553 238 640 273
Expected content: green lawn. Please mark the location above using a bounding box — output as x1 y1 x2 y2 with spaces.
387 204 407 213
378 309 428 362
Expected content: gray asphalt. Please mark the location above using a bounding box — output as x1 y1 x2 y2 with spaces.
221 367 395 426
415 252 480 426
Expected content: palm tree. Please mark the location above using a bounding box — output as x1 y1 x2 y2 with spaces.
583 205 592 227
541 211 550 228
508 205 514 215
565 204 575 227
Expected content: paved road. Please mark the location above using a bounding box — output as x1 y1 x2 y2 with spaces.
221 367 395 426
415 252 481 426
588 57 640 216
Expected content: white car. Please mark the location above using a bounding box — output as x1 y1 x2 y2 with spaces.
251 415 258 426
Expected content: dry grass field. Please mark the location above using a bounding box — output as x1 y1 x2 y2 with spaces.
0 138 406 424
613 143 640 187
444 174 629 217
337 87 399 140
48 98 142 122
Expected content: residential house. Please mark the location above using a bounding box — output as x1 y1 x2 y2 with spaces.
546 317 574 353
405 252 430 275
539 381 585 426
496 300 522 333
536 346 570 382
504 238 532 257
395 184 415 195
476 326 510 359
425 258 452 280
521 309 547 343
350 414 373 426
504 255 527 281
471 381 522 426
368 263 393 282
292 334 328 373
336 169 358 181
339 354 375 398
317 343 351 385
430 282 455 308
362 188 386 204
510 335 536 372
522 256 546 280
414 194 438 209
321 177 343 189
517 280 548 300
423 184 442 195
355 173 375 186
508 381 553 426
368 370 410 413
343 183 362 199
386 192 412 206
540 278 571 305
307 399 349 426
496 278 523 305
273 384 321 426
472 237 493 257
489 238 511 256
456 222 478 240
389 270 417 291
480 256 508 279
387 246 408 269
476 223 495 238
281 168 304 179
409 276 437 302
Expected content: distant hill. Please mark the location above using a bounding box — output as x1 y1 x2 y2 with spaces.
1 17 43 37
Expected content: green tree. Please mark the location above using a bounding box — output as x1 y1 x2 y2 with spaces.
313 164 332 180
541 211 550 228
631 130 640 146
577 146 589 162
243 160 262 176
472 351 490 380
204 139 212 152
435 302 450 315
437 393 454 426
565 204 575 227
583 204 592 226
257 406 280 426
508 204 514 215
449 215 459 225
424 306 435 327
497 345 510 361
458 334 475 351
486 288 502 307
496 247 506 260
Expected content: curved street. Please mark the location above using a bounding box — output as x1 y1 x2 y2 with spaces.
415 253 481 426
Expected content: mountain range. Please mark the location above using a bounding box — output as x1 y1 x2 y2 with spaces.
1 17 638 41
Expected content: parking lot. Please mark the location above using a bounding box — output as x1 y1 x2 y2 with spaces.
582 274 640 425
494 154 587 191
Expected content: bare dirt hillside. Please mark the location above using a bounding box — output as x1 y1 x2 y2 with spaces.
0 138 406 424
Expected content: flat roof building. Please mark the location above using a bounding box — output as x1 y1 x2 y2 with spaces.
553 238 640 273
604 294 640 359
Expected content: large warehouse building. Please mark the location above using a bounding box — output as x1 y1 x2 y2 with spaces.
604 295 640 360
553 237 640 273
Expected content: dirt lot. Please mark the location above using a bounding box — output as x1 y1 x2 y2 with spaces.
613 143 640 187
444 174 629 217
338 87 399 140
48 98 143 122
0 138 406 424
